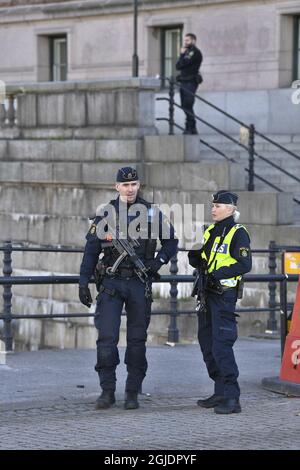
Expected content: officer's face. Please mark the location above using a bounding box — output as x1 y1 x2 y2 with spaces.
211 203 234 222
184 36 195 48
116 181 140 203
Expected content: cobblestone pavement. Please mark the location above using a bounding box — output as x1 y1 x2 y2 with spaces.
0 338 300 450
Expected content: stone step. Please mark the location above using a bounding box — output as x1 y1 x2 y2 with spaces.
198 147 300 163
0 139 142 162
198 133 300 146
0 160 142 185
152 189 293 227
198 137 300 153
0 189 295 249
0 186 117 217
0 159 245 191
0 186 293 225
0 212 88 246
144 161 245 191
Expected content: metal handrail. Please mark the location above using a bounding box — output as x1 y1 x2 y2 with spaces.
156 76 300 201
199 139 237 163
161 76 300 162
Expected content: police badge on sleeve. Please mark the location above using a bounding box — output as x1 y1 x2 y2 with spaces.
239 247 249 258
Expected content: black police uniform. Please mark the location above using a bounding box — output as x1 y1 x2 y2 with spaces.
176 44 203 134
79 168 178 404
188 191 252 414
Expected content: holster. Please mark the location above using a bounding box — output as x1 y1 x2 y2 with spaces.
94 260 107 291
237 278 244 299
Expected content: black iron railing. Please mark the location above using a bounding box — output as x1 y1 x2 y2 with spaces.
0 241 299 354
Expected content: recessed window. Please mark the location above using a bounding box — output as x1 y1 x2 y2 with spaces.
161 27 182 83
51 36 67 81
293 16 300 80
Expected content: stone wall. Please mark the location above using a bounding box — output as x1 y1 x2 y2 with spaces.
0 0 299 90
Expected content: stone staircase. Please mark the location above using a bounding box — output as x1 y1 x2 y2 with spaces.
194 134 300 221
0 79 299 349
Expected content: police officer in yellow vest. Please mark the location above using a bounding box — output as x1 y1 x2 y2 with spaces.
188 190 252 414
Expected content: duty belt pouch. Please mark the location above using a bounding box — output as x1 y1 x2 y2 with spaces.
237 278 244 299
94 260 106 291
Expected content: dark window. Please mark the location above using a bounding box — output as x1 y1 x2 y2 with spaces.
293 16 300 80
50 36 67 81
161 27 182 83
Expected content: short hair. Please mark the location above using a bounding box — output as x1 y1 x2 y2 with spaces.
185 33 197 41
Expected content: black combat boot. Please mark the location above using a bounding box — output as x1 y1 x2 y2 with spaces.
197 394 223 408
214 397 241 414
124 391 139 410
95 390 115 410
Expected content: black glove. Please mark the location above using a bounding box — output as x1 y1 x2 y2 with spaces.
79 285 93 308
206 273 223 295
188 250 202 268
145 258 163 278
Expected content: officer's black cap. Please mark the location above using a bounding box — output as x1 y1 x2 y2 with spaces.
212 190 238 205
116 167 139 183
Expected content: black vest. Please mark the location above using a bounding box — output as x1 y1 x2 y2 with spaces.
102 197 157 269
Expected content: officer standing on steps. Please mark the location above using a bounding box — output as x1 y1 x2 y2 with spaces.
78 167 178 411
188 191 252 414
176 33 203 135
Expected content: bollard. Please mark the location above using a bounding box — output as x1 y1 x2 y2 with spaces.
168 253 179 343
2 240 13 351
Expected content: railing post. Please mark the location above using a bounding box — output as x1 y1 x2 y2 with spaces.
2 240 13 351
248 123 255 191
0 102 6 127
279 275 288 357
267 240 278 333
7 94 15 128
168 252 179 343
168 76 175 136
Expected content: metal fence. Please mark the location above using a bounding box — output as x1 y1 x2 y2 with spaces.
0 240 299 354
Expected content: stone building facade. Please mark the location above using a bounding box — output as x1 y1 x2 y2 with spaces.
0 0 299 90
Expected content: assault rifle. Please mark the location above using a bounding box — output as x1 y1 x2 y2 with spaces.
191 259 208 314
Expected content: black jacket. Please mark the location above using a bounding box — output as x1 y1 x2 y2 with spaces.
176 45 203 79
79 195 178 285
188 216 252 280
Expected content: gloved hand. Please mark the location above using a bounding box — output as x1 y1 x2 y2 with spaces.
145 258 163 278
188 250 202 268
79 284 93 308
206 273 223 295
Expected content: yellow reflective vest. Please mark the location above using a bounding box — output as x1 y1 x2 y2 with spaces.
201 223 249 287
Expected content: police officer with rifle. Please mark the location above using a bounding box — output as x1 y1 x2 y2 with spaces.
79 167 178 410
189 191 252 414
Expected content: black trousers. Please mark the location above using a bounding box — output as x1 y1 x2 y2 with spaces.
94 276 151 393
179 80 198 130
197 288 240 399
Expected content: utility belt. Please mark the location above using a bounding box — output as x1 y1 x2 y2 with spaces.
97 268 152 301
205 276 244 299
95 259 147 289
176 73 203 84
110 267 137 279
